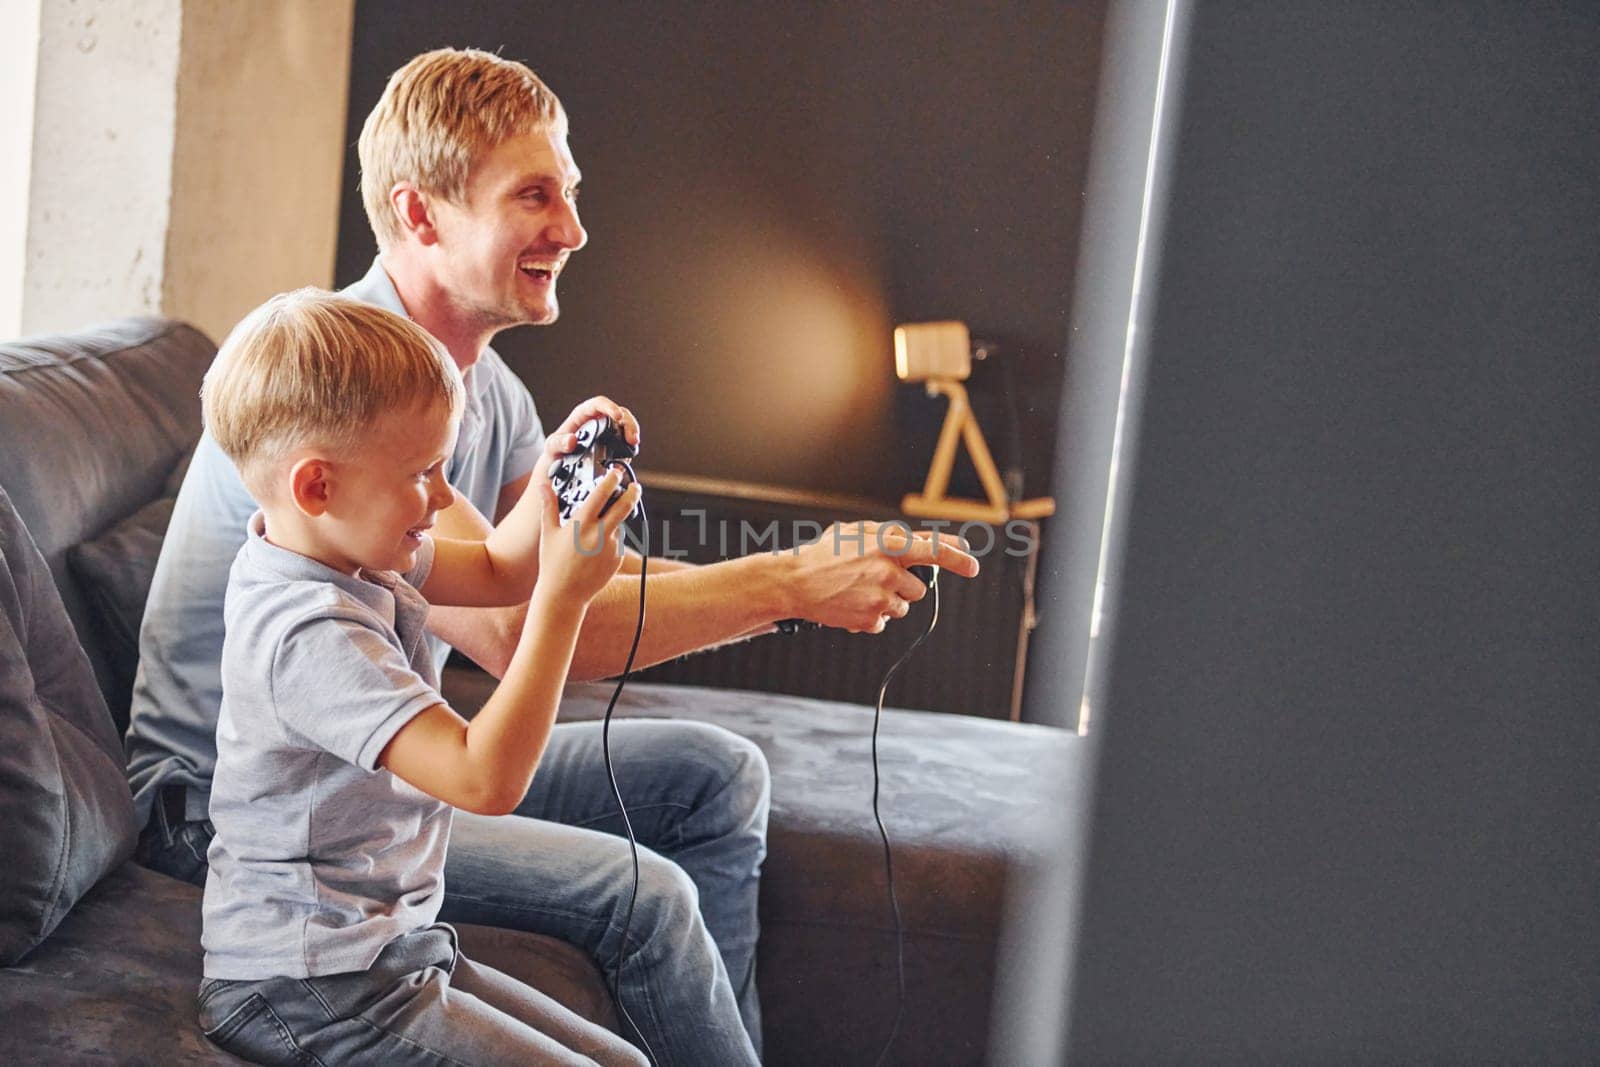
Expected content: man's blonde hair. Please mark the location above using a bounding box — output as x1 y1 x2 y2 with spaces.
359 48 566 250
202 289 464 495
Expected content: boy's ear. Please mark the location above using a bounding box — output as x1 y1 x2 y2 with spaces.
288 456 334 517
390 182 439 247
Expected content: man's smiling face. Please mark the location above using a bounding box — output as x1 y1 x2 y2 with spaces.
429 125 587 331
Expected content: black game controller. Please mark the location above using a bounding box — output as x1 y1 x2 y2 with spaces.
775 564 938 633
549 415 641 524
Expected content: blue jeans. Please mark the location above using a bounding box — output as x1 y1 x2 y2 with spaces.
197 924 647 1065
144 717 769 1066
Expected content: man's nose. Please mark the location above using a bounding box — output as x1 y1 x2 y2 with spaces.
551 196 587 252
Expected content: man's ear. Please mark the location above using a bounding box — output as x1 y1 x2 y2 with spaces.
390 182 439 247
288 456 334 517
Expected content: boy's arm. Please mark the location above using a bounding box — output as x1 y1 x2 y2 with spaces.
419 492 526 672
418 475 545 608
377 585 586 815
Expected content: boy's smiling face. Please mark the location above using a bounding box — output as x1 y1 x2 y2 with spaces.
314 400 459 576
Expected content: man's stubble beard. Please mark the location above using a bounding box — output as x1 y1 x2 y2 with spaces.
467 289 559 337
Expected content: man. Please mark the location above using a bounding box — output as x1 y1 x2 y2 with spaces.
126 48 977 1064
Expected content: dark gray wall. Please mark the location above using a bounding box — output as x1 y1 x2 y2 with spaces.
336 0 1106 503
1047 1 1599 1061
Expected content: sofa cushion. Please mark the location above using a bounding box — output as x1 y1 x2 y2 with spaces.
0 861 615 1063
0 485 138 965
441 671 1079 1066
0 319 214 719
0 863 249 1063
66 450 191 722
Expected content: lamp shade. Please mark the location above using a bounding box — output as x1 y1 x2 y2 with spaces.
894 321 971 381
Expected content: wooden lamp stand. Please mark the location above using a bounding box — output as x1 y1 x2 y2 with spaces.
901 377 1056 524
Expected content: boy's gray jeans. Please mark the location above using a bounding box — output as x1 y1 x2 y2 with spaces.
198 925 645 1065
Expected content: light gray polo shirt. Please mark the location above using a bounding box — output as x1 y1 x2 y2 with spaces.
125 258 545 826
202 515 448 980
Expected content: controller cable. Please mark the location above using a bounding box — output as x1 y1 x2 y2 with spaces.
596 477 658 1067
871 567 941 1067
590 468 938 1067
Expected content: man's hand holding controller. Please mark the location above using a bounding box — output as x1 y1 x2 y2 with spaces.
779 524 978 635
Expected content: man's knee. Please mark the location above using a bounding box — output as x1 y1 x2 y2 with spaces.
668 722 771 833
630 850 703 937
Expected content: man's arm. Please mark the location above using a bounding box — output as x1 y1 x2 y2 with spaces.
424 488 531 677
450 476 980 681
619 549 696 575
564 523 977 680
432 469 703 676
442 474 774 678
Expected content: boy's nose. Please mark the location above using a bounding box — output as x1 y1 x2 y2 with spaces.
430 476 455 511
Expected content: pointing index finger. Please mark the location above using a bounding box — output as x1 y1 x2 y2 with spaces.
904 531 980 576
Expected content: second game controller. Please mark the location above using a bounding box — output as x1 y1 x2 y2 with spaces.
549 415 641 524
776 563 938 633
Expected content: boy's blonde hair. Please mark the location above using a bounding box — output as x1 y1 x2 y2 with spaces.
359 48 566 251
202 289 464 496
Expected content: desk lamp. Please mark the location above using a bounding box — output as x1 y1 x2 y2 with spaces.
896 321 1055 524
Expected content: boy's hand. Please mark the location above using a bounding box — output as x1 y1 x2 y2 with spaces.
536 469 639 605
533 396 640 485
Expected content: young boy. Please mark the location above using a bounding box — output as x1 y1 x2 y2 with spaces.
193 288 647 1066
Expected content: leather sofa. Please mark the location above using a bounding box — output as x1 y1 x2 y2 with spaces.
0 317 1077 1065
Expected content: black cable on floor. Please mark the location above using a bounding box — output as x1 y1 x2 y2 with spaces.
871 571 941 1067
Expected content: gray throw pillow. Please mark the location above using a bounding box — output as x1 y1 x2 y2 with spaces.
0 484 137 965
67 495 174 713
64 448 190 719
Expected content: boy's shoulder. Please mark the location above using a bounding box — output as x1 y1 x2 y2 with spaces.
224 521 409 653
228 562 371 628
223 568 383 685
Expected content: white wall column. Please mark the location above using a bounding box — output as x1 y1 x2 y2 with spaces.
8 0 353 343
23 0 183 336
0 0 43 339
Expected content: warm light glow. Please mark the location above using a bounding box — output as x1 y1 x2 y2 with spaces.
894 326 910 380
